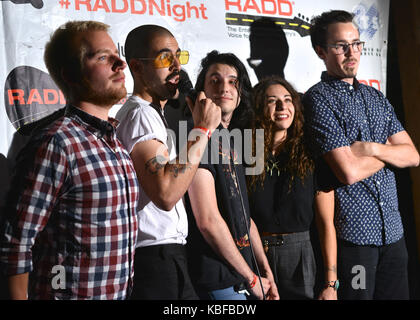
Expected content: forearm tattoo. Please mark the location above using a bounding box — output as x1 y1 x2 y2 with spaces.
145 156 191 178
327 265 337 274
145 155 166 175
167 163 192 178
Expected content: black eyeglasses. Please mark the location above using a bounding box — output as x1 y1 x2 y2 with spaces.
327 41 365 55
136 50 189 69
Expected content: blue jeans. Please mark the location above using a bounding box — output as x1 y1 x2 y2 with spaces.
199 286 247 300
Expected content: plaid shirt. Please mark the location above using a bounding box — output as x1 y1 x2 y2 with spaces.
0 105 139 299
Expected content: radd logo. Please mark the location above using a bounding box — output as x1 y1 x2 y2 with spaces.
224 0 311 37
4 66 66 130
353 2 380 40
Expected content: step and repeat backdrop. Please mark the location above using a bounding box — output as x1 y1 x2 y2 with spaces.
0 0 390 156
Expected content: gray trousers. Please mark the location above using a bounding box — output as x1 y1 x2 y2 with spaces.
262 231 316 300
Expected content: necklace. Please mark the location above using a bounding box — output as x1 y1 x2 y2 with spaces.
266 158 282 176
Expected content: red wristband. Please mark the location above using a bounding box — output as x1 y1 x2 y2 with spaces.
193 127 212 139
248 274 258 289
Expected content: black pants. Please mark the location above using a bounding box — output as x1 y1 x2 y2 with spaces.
337 237 409 300
130 244 198 300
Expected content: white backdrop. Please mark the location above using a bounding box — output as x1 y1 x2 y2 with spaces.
0 0 390 157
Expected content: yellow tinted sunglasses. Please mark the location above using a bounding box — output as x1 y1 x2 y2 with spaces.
137 50 189 69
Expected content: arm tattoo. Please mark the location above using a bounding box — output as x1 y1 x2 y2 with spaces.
145 156 192 177
168 163 192 178
145 155 166 175
327 265 337 274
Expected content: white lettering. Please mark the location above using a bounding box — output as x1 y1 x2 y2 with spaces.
51 265 66 290
351 265 366 290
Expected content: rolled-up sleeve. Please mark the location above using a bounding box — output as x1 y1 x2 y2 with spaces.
0 135 67 276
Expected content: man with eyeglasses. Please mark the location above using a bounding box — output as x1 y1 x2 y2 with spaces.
115 24 221 300
303 10 419 300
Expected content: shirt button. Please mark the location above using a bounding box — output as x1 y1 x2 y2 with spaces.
379 202 384 206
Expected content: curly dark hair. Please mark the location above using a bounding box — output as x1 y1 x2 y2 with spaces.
194 50 254 130
247 76 314 191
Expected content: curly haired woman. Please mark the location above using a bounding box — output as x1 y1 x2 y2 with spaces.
247 76 338 300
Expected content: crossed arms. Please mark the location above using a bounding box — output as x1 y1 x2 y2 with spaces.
324 130 419 185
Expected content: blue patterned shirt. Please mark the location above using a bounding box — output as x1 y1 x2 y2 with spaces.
303 72 405 246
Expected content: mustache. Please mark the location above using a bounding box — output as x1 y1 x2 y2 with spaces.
165 71 180 82
343 58 358 64
111 73 125 80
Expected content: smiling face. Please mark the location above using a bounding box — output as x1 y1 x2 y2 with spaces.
203 63 240 117
316 22 361 84
77 30 127 107
264 84 295 138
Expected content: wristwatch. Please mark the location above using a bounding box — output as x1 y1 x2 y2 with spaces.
325 280 339 291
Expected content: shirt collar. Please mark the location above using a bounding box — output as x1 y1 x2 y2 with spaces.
321 71 360 91
65 104 119 138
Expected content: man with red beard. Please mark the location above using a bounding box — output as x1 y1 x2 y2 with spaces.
116 25 221 299
0 21 139 299
303 10 419 300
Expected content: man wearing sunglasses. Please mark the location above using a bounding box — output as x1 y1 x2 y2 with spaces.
115 25 221 300
303 10 419 300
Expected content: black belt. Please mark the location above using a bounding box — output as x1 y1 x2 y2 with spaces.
135 244 185 258
262 230 310 249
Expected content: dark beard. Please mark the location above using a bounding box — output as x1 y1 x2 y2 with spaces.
163 70 180 99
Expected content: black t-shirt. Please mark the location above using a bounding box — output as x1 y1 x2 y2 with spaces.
248 153 317 233
186 127 255 292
